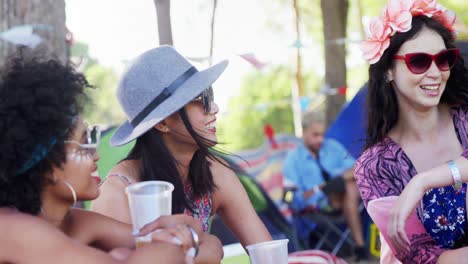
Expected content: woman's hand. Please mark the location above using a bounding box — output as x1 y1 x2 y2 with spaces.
109 247 132 261
388 175 426 254
136 214 203 237
138 225 196 264
135 215 201 263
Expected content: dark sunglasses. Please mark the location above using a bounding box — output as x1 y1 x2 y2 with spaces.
191 86 214 113
393 48 459 74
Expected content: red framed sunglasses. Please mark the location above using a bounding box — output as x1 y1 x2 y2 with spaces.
393 48 459 74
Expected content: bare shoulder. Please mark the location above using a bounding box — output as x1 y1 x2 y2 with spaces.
93 159 140 205
0 209 67 256
91 161 136 223
208 156 245 213
0 208 47 232
208 156 237 184
108 159 141 183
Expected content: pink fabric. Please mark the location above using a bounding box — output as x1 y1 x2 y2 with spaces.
380 236 402 264
368 196 427 263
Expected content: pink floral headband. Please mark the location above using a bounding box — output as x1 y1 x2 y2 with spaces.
361 0 456 64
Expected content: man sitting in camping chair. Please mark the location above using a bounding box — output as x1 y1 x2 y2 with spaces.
282 110 366 260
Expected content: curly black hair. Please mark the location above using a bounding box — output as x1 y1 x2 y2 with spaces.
0 52 91 215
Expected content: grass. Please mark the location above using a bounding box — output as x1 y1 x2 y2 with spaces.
221 254 250 264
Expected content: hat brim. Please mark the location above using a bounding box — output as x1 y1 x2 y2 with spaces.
110 60 228 147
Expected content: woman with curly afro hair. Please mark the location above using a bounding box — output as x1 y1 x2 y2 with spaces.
0 52 210 264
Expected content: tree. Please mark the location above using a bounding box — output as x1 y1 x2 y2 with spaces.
208 0 218 66
320 0 348 126
70 41 122 126
0 0 67 64
82 64 124 126
219 66 321 151
153 0 173 45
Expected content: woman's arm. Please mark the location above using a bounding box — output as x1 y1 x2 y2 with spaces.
212 161 272 248
355 150 449 263
1 212 184 264
91 166 224 263
388 156 468 252
137 214 224 264
437 247 468 263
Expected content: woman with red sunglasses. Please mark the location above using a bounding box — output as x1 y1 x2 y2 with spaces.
356 0 468 263
91 46 272 262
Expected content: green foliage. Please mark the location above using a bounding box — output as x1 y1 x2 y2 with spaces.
82 64 125 126
70 42 98 70
218 66 320 152
71 41 124 126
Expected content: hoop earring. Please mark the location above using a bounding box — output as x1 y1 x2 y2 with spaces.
58 179 77 207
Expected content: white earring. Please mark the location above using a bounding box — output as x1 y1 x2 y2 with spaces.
56 178 77 206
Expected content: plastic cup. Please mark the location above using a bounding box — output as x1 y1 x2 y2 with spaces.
246 239 289 264
125 181 174 247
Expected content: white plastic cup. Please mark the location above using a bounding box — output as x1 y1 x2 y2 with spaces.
125 181 174 247
246 239 289 264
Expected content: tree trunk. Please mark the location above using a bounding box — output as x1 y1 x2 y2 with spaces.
153 0 173 45
320 0 348 126
292 0 304 137
208 0 217 66
0 0 67 64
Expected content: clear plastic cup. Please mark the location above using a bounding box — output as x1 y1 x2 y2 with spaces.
246 239 289 264
125 181 174 247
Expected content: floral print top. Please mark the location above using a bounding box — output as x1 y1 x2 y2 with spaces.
105 174 213 233
355 106 468 263
421 183 467 249
183 184 213 233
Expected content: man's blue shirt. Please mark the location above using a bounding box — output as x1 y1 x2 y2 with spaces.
283 138 355 211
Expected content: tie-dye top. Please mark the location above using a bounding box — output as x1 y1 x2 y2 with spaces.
355 106 468 264
105 174 213 233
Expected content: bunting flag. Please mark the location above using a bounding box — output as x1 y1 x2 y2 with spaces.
264 124 278 149
239 53 267 70
0 24 52 48
320 84 347 96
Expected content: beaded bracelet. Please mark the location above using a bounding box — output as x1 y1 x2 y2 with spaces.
448 160 462 190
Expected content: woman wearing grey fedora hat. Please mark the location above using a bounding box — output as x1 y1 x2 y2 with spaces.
0 52 196 263
92 46 272 260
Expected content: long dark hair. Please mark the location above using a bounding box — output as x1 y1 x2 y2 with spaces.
125 107 226 214
365 15 468 149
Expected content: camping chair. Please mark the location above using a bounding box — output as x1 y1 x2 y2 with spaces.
209 173 303 252
283 187 364 257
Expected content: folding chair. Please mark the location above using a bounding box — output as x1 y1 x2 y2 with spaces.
283 187 364 257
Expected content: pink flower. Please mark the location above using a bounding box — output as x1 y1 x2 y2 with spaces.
361 17 392 64
433 9 457 32
361 0 457 64
383 0 413 33
411 0 440 17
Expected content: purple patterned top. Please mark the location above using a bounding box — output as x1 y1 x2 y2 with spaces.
355 106 468 263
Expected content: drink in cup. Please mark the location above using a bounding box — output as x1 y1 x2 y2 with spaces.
125 181 174 248
246 239 289 264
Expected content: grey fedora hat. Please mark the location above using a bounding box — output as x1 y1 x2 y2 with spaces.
111 45 228 146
